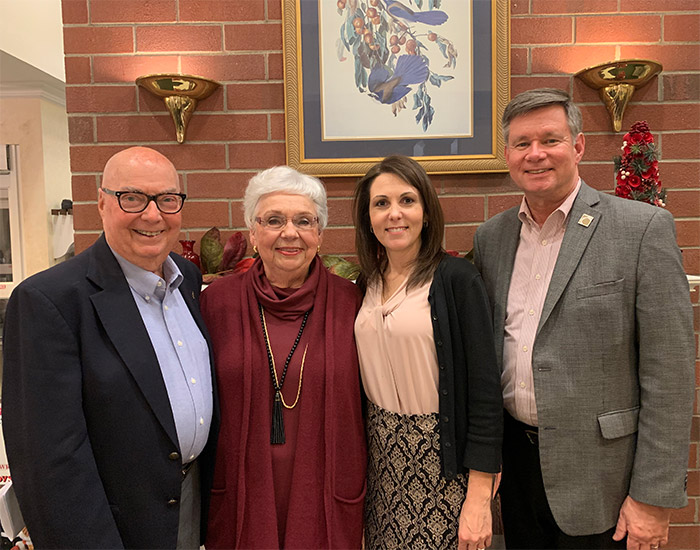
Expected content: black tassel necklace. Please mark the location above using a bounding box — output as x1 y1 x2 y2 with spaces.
258 302 310 445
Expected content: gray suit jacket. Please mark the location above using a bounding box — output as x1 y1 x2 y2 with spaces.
473 182 694 535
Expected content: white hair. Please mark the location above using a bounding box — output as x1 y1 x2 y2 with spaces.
243 166 328 231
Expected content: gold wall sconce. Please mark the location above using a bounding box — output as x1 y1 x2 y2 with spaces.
575 59 662 132
136 74 221 143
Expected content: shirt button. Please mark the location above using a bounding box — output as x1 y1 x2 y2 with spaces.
519 381 526 388
541 239 547 245
535 274 541 280
523 345 528 352
157 281 163 287
145 295 150 301
444 441 452 448
190 377 196 384
529 309 535 316
177 340 183 347
441 389 448 395
442 415 449 423
436 341 443 347
168 452 180 461
164 305 169 311
200 417 204 425
189 454 195 461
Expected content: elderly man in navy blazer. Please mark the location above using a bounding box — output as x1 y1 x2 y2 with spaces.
2 146 219 549
473 89 694 550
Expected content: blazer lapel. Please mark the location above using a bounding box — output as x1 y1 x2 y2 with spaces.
537 183 602 334
87 237 179 447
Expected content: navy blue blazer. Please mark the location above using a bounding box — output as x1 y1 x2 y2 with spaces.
2 235 219 549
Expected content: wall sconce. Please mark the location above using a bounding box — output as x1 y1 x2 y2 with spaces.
575 59 662 132
136 73 221 143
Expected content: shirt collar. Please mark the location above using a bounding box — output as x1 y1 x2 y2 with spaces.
518 178 582 228
110 248 183 301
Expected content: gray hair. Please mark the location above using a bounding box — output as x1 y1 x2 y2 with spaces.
243 166 328 231
502 88 583 144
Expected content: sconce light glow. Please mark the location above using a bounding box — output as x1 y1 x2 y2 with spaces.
575 59 662 132
136 73 221 143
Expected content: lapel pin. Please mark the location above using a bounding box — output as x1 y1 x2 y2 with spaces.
191 291 195 299
578 213 594 227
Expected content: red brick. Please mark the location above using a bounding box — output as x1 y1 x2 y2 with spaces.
579 163 615 192
72 203 103 231
64 57 91 84
65 86 137 114
64 27 134 55
688 470 700 497
510 0 529 15
322 177 358 198
68 116 95 144
512 17 573 46
62 0 88 24
228 142 286 169
619 45 700 72
327 198 353 226
579 104 618 134
224 23 283 51
226 82 284 110
532 0 618 14
439 196 485 223
97 115 175 142
268 0 282 21
576 15 661 43
660 162 700 189
512 76 571 98
90 0 176 23
511 48 528 76
661 132 700 161
577 133 621 162
487 195 523 218
320 227 356 254
439 173 517 196
531 45 618 75
74 233 100 254
679 220 700 246
665 14 700 42
180 54 266 81
70 145 129 172
445 225 478 254
670 499 697 523
663 74 700 102
136 26 222 53
93 55 179 83
153 144 228 170
268 52 283 79
181 201 229 228
270 113 285 140
187 113 269 141
71 175 100 202
683 248 700 276
186 172 254 199
180 0 265 22
666 190 700 219
689 442 698 469
620 0 700 11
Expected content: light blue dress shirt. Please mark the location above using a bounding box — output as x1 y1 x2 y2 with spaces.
113 250 213 464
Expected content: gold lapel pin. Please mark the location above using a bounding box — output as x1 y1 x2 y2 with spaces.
191 291 196 299
578 213 594 227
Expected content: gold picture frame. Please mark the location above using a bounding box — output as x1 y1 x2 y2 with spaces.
282 0 510 177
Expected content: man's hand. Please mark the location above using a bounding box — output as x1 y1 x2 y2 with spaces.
613 495 671 550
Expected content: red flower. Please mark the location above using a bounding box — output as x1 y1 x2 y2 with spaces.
627 174 642 188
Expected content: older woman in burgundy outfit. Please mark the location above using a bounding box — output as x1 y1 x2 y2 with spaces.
201 166 366 549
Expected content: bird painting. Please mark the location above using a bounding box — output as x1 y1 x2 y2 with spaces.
368 54 429 104
386 1 449 26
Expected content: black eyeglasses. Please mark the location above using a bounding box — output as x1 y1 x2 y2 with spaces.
101 188 187 214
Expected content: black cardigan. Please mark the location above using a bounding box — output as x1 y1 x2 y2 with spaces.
428 254 503 478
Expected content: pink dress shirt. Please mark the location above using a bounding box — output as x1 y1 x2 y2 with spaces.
503 180 581 426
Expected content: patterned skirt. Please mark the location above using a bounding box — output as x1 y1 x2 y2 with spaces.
364 400 469 550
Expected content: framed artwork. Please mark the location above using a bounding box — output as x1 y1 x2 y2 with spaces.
282 0 510 176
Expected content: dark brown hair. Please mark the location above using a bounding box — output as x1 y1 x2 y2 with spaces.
352 155 444 292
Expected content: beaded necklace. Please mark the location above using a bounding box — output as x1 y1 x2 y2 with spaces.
258 302 310 445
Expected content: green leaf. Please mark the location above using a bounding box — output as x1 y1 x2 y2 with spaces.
200 227 224 274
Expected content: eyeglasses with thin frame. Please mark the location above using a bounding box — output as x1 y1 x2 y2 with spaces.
101 187 187 214
255 214 319 231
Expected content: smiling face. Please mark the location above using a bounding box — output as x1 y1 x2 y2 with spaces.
505 104 585 217
368 172 425 262
249 192 322 288
98 147 181 276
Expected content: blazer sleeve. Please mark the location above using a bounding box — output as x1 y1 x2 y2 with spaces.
627 208 695 508
2 283 124 548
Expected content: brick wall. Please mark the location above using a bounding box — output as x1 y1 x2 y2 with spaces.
62 0 699 545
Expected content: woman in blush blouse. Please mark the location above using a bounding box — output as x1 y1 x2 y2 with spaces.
352 155 503 550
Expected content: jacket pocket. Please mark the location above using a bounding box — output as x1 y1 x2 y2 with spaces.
597 406 639 439
576 278 624 299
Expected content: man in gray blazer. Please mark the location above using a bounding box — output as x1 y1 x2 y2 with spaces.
473 89 694 550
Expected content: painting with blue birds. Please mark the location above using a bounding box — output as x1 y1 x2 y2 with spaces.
334 0 458 131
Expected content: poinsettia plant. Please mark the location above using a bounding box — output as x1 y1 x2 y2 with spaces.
613 121 666 207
